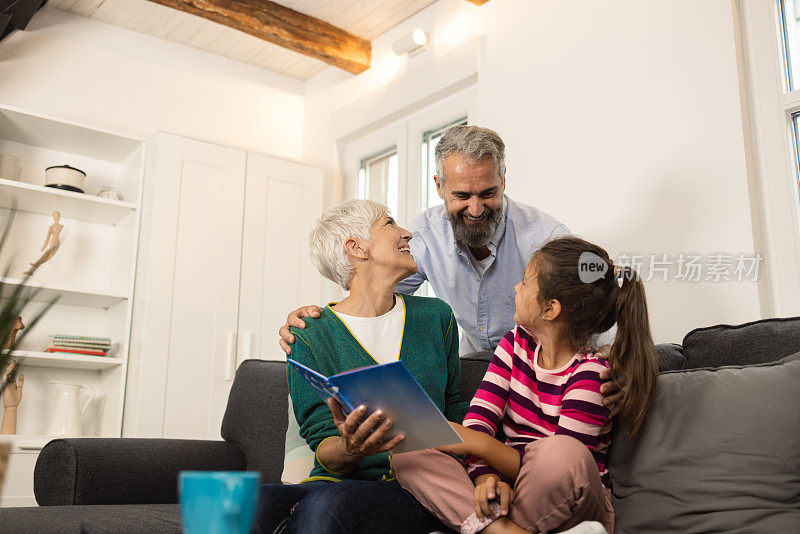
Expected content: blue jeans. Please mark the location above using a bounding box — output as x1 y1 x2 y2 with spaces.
250 479 449 534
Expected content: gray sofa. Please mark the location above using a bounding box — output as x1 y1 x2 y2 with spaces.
1 317 798 533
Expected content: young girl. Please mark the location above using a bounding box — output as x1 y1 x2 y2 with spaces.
391 236 658 534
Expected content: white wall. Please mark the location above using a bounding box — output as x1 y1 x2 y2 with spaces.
304 0 763 344
0 7 305 158
0 1 770 343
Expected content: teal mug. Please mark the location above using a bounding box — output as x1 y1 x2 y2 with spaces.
179 471 260 534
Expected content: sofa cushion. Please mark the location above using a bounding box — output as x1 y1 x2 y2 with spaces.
610 352 800 533
281 395 314 484
655 343 684 371
0 504 181 534
682 316 800 369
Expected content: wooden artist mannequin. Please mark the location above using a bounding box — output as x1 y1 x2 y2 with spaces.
1 317 25 434
23 211 63 275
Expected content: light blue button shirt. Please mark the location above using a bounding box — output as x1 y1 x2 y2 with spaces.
396 196 571 354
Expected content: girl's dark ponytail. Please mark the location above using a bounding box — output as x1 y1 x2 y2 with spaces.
609 266 658 435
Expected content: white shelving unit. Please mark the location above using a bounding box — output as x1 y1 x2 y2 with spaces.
0 277 128 307
0 104 146 506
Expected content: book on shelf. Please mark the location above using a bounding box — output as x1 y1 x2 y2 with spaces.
45 346 108 356
286 358 461 454
51 341 111 349
51 335 112 342
50 334 112 351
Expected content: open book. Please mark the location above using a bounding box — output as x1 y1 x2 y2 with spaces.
287 358 462 454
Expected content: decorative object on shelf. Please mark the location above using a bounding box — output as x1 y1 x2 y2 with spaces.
3 316 24 350
46 334 111 357
22 211 63 276
44 164 86 193
97 186 123 201
0 154 21 181
46 380 95 437
1 360 23 435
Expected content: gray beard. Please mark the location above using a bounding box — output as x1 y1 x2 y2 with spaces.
446 204 504 247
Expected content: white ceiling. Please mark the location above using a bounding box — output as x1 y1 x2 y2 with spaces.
47 0 439 80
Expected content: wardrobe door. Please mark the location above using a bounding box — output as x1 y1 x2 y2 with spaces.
236 153 323 365
126 132 246 439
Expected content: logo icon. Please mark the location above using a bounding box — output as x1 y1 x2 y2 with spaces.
578 252 608 283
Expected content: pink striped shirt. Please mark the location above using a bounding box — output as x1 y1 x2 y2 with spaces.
463 325 612 487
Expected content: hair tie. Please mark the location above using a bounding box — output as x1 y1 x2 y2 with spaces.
613 265 625 287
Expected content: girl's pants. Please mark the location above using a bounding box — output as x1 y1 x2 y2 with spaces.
391 435 614 534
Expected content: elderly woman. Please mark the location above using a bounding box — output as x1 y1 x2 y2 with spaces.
252 199 468 534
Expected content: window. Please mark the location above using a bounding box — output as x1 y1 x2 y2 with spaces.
778 2 800 212
780 0 800 91
420 117 468 212
340 87 477 300
735 0 800 315
358 148 399 216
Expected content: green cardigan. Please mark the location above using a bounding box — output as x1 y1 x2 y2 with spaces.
288 293 468 482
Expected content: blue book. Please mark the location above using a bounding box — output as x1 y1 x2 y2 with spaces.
287 358 462 454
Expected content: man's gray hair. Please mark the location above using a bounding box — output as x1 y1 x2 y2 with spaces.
435 125 506 184
309 199 389 290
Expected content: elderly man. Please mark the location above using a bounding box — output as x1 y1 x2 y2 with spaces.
280 125 619 405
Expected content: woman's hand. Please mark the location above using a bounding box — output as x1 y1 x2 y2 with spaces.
473 474 514 519
278 305 322 355
328 398 405 457
436 422 484 456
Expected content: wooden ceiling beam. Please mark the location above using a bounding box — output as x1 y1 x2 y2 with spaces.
146 0 371 74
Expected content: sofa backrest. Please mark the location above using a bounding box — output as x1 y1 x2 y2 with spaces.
221 360 289 483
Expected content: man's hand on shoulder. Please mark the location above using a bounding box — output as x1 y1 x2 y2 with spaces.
279 305 322 355
595 344 624 418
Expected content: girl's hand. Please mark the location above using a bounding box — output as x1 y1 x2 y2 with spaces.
327 398 404 457
473 474 514 519
436 422 483 456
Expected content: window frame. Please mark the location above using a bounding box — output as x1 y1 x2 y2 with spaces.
358 146 399 215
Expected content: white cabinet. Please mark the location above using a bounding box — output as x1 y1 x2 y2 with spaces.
0 105 146 506
124 133 322 440
236 153 325 364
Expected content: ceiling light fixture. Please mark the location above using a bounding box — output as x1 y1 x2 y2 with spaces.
392 29 428 56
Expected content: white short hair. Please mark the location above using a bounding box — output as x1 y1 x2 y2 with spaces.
309 199 389 290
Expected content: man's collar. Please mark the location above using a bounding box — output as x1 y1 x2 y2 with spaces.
488 196 509 251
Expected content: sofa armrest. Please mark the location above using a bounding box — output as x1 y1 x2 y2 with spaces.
34 438 246 506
